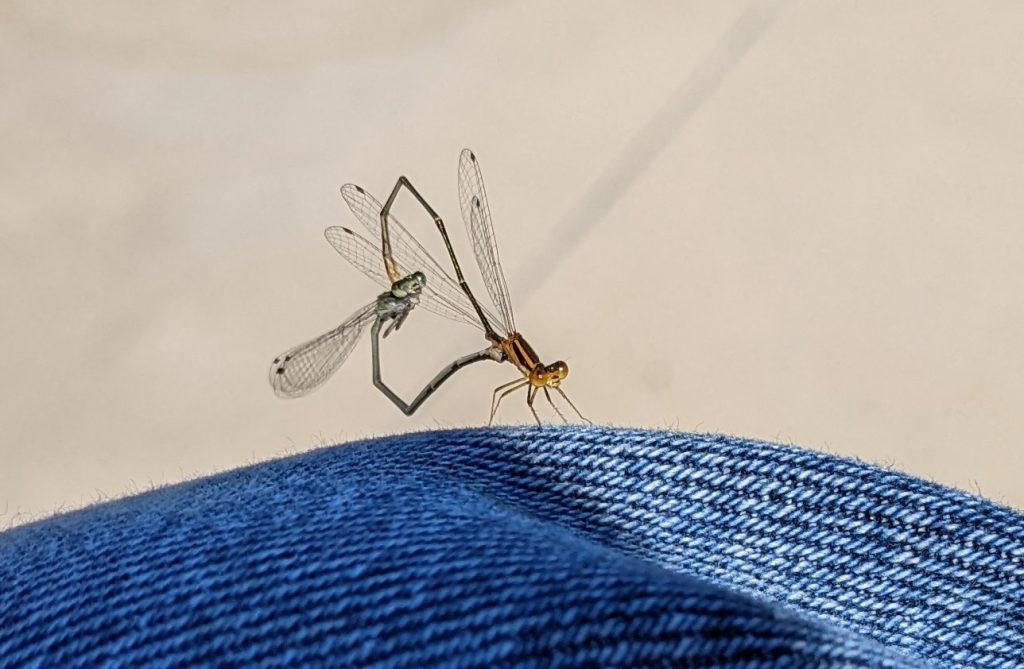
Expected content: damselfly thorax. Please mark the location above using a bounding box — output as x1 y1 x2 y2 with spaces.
492 333 569 389
375 271 424 337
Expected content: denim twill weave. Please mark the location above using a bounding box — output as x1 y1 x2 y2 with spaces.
0 427 1020 668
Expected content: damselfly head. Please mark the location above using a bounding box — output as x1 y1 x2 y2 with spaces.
391 271 427 298
539 360 569 388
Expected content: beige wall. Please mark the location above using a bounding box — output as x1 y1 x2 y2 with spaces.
2 1 1022 523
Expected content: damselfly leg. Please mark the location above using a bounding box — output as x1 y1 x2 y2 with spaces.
489 378 529 424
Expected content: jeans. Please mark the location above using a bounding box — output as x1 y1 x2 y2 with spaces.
1 427 1020 667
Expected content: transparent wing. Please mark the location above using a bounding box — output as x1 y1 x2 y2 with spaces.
457 149 516 334
339 183 504 334
323 225 391 293
269 302 376 398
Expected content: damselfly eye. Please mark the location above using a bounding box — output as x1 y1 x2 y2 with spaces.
547 361 569 379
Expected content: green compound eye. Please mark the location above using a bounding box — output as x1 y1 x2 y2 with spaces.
393 272 426 297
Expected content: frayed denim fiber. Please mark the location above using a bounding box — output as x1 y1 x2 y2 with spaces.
0 427 1020 667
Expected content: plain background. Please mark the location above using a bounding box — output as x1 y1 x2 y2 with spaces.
2 1 1022 523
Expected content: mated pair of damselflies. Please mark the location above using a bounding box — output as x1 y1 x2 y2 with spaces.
270 149 587 424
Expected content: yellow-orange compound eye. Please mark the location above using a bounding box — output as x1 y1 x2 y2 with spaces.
544 361 569 386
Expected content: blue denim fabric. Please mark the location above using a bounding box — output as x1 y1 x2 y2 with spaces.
0 427 1020 668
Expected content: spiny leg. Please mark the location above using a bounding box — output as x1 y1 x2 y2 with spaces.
489 377 526 421
372 316 496 416
542 387 569 424
490 378 528 425
526 385 541 425
382 308 409 338
555 387 592 424
381 176 499 341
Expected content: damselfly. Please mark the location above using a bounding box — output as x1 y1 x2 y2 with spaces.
269 184 501 412
378 149 589 424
